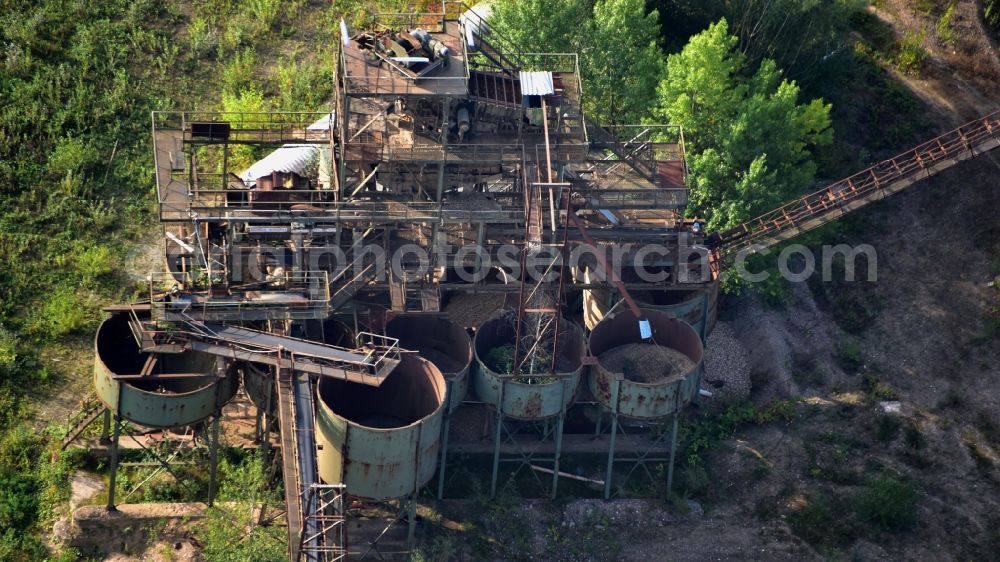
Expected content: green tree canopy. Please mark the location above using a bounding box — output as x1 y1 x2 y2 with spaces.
653 19 832 231
488 0 665 124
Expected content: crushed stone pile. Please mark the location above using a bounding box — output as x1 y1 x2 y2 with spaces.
598 343 694 383
703 322 751 399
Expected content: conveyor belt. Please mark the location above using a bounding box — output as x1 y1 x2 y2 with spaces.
183 323 398 385
275 371 303 561
292 371 322 560
716 110 1000 259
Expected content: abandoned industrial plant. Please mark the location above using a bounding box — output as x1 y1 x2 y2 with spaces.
7 0 999 561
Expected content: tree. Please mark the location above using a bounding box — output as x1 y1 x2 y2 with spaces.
487 0 587 56
488 0 665 124
657 0 866 87
653 19 832 232
581 0 665 124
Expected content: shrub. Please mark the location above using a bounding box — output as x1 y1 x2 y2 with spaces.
837 339 862 372
896 31 927 74
75 244 117 282
29 287 98 338
854 475 919 532
788 493 856 545
188 16 219 58
937 3 957 45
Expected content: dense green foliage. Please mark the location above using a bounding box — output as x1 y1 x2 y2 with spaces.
652 19 833 232
489 3 835 233
489 0 665 124
198 453 287 561
658 0 867 87
0 0 330 556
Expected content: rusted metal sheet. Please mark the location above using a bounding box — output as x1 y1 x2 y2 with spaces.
93 315 238 428
471 317 584 420
386 314 472 412
588 309 704 420
315 354 445 500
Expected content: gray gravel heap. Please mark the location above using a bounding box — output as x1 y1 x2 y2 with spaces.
703 321 751 399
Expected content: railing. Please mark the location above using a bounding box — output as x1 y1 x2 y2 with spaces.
148 271 331 322
717 110 1000 258
181 194 526 224
573 188 688 209
153 111 334 144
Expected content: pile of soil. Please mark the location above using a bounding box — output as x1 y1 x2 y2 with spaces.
444 292 505 329
598 343 694 383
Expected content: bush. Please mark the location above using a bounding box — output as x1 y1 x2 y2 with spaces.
788 493 856 545
29 287 98 338
937 3 957 45
896 31 927 74
75 244 117 282
837 339 863 372
854 475 919 532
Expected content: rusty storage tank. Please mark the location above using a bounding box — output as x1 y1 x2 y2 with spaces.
94 314 238 428
315 354 446 500
386 314 472 412
472 316 584 420
583 273 718 337
242 318 356 414
588 309 704 419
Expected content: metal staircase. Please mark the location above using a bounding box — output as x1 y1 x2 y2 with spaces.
61 398 107 450
585 122 658 185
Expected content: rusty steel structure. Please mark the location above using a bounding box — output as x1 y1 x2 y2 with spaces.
59 1 1000 559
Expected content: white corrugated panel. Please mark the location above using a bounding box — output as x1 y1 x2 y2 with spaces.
460 2 493 45
240 144 320 184
307 112 336 131
519 71 554 96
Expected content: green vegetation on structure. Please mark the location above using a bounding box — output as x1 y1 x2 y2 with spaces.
489 0 665 125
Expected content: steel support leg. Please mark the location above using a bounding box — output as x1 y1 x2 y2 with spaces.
490 380 505 498
406 495 418 547
437 379 453 499
100 409 111 444
667 412 679 492
207 414 222 506
603 378 622 499
550 410 565 499
106 417 121 511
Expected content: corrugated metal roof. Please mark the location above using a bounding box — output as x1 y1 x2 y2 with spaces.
307 112 335 131
240 144 320 184
519 71 554 96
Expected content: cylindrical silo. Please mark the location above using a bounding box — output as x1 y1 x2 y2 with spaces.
583 276 719 337
386 314 472 412
93 314 238 428
588 308 704 420
472 317 584 420
315 354 446 500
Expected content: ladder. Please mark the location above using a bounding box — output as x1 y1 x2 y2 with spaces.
61 399 107 450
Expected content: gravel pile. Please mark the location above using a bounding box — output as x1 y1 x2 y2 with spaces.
598 343 694 383
703 322 751 399
444 292 505 329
